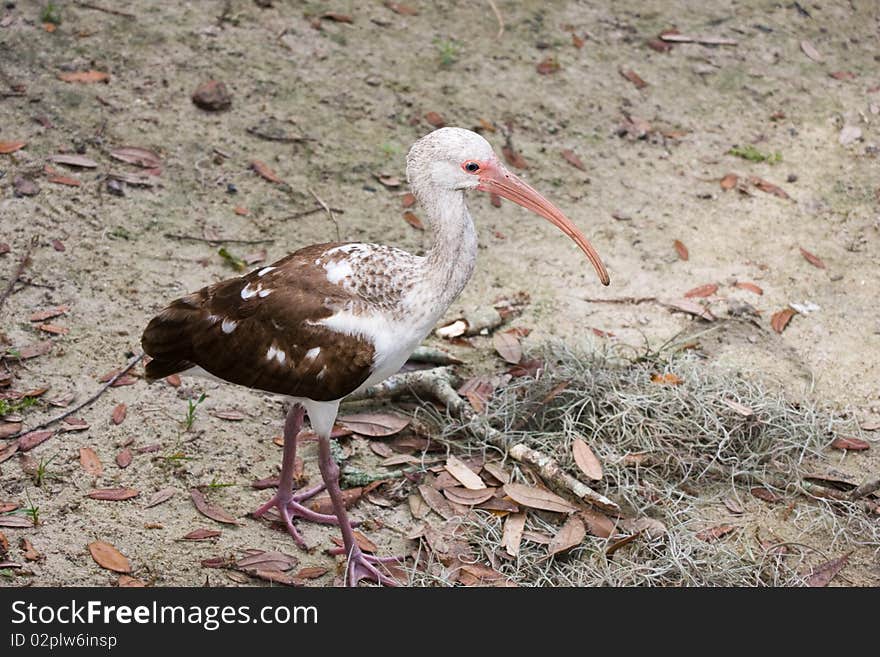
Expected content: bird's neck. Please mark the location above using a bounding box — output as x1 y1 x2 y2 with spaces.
418 186 478 311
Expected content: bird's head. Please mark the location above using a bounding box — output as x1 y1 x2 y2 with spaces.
406 127 609 286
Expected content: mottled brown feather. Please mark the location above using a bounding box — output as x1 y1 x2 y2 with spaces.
142 243 378 401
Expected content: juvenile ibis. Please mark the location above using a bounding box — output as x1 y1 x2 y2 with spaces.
142 127 609 586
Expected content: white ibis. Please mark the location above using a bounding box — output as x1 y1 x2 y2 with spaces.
142 127 609 586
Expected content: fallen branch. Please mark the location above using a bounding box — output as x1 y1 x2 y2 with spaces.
849 476 880 501
0 236 38 317
409 345 462 365
307 188 340 242
283 206 345 220
164 233 275 245
583 296 658 305
8 353 144 439
75 1 136 19
346 366 620 514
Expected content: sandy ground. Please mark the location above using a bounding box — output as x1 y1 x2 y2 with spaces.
0 0 877 586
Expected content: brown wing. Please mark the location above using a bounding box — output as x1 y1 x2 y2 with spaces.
141 243 376 401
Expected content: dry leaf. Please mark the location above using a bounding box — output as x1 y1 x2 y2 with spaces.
665 299 716 321
250 160 282 184
806 554 849 587
750 487 781 503
308 488 362 515
503 483 576 513
722 497 744 514
720 173 738 190
501 145 528 169
88 488 139 501
502 512 526 556
493 331 522 364
109 147 161 168
722 398 754 417
443 486 495 506
384 2 418 15
572 438 603 480
110 403 127 425
79 447 103 476
735 281 763 295
547 515 586 556
536 57 560 75
830 437 869 451
770 308 796 334
58 70 110 84
0 141 26 154
749 176 790 199
620 68 648 89
417 484 455 520
580 508 616 538
424 111 445 128
320 12 353 23
47 175 81 187
47 154 98 168
401 192 416 208
331 531 377 553
829 71 856 80
651 372 684 386
18 430 54 451
799 247 826 269
560 149 586 171
183 529 221 540
684 283 718 298
38 323 69 335
235 550 298 571
336 412 409 437
190 488 237 524
572 33 585 49
145 487 176 508
0 515 32 528
88 541 130 573
444 455 486 490
800 40 822 62
115 448 132 469
673 239 689 260
118 575 146 587
294 566 329 579
696 524 737 542
402 211 424 230
211 409 246 421
20 538 40 561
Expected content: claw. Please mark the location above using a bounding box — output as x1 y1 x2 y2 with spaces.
252 486 340 549
344 548 404 587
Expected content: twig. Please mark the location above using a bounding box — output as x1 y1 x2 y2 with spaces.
308 188 341 242
75 1 136 19
485 0 504 39
8 353 144 439
849 476 880 501
0 236 38 317
283 206 345 220
409 346 463 366
583 296 658 305
345 367 620 514
164 233 275 245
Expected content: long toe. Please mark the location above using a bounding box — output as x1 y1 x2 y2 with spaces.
345 551 404 587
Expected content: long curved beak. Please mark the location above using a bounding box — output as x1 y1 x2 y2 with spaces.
477 160 610 286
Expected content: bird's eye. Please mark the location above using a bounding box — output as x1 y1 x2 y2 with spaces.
463 161 480 173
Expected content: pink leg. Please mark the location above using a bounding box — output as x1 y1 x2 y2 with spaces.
317 434 402 586
252 404 341 548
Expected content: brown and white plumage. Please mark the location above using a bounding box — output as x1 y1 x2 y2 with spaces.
141 127 609 586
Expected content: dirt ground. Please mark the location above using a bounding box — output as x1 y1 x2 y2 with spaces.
0 0 878 587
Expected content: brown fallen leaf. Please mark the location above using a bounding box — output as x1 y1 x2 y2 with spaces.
536 57 560 75
38 323 69 335
47 154 98 168
190 488 237 524
20 538 40 561
47 175 81 187
88 540 130 573
308 487 362 515
735 281 763 295
723 497 744 514
144 487 176 508
331 531 376 554
294 566 329 580
336 412 409 437
830 437 870 451
620 68 648 89
800 40 822 63
572 33 585 49
110 403 127 425
250 160 283 184
320 12 353 23
572 438 603 480
829 71 856 80
750 487 781 503
560 149 586 171
417 483 455 520
443 486 495 506
402 211 424 230
684 283 718 298
501 512 527 556
58 70 110 84
235 550 298 571
490 193 502 208
806 554 849 587
0 442 19 464
665 299 716 321
183 528 221 541
547 515 586 556
384 2 417 15
0 515 32 528
720 173 738 190
503 483 576 513
493 330 522 364
401 192 416 208
651 372 684 386
501 144 528 169
0 141 26 154
673 239 689 261
696 524 737 542
444 455 486 491
749 176 790 199
115 448 132 469
192 80 232 111
0 422 21 439
109 147 161 168
165 374 182 387
62 417 89 431
424 111 445 128
799 247 826 269
88 488 140 501
770 308 797 334
79 447 103 476
211 409 246 421
18 430 54 451
117 575 146 587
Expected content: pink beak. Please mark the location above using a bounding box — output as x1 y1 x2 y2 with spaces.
477 160 610 286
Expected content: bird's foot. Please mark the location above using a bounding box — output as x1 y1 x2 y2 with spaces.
331 546 404 587
252 484 340 549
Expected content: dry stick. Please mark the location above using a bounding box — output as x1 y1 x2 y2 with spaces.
163 233 275 245
284 205 345 220
849 476 880 501
308 188 340 242
345 367 620 514
7 353 144 439
485 0 504 39
75 1 136 19
0 236 38 317
583 296 658 305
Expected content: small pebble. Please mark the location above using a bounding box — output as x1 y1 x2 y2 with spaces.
226 183 238 194
107 179 125 196
192 80 232 111
787 173 798 183
13 176 39 197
